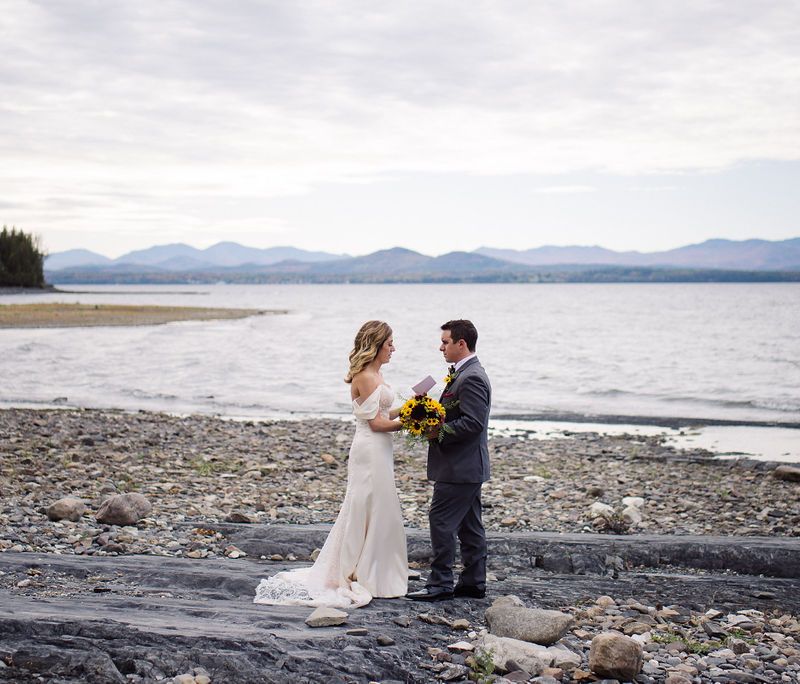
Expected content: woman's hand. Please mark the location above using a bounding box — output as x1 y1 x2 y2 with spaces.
368 416 402 433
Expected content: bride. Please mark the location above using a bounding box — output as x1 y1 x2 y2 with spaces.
254 320 408 608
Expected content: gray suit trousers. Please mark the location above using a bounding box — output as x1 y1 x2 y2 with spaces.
426 481 487 590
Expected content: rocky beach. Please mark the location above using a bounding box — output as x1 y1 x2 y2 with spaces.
1 407 799 683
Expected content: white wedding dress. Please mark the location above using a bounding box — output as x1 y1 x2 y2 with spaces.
253 384 408 608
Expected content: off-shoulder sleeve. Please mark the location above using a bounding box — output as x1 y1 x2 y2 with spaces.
352 386 381 420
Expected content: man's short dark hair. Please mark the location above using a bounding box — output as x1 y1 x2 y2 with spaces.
441 319 478 352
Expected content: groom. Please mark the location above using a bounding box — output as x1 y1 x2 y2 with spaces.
408 319 491 602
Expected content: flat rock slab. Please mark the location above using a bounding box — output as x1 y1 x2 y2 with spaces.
201 522 800 578
1 550 799 683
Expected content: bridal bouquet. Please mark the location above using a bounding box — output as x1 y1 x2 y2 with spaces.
399 394 446 441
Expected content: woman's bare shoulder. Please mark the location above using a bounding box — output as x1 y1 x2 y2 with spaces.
351 370 380 399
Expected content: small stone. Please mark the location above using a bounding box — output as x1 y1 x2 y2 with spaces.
320 453 337 465
346 628 368 636
726 615 756 630
621 505 643 525
46 496 86 522
95 493 151 526
589 632 644 681
393 616 412 628
377 635 395 646
447 641 474 652
703 621 728 639
306 606 348 627
723 670 757 683
665 641 686 653
172 675 195 684
621 496 645 508
729 638 750 655
708 648 737 659
501 517 518 526
589 502 614 519
665 674 692 684
622 621 651 636
451 618 470 630
224 511 252 523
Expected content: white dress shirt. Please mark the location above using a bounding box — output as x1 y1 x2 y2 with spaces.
454 353 477 372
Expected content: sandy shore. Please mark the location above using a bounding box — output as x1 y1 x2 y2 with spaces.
0 302 286 328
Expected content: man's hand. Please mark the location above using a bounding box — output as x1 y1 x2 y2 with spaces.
425 423 441 440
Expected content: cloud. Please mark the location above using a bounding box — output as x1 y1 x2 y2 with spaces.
1 1 799 253
533 185 597 194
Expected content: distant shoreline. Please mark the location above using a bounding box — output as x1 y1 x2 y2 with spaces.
44 269 800 284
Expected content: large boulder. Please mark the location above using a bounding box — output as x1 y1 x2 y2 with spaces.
475 634 547 675
485 597 574 646
95 493 151 526
772 465 800 482
589 632 643 681
46 497 86 522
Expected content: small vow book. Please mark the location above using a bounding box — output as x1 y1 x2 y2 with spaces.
411 375 436 396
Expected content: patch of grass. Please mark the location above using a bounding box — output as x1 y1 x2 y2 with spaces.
651 630 721 655
191 457 234 477
726 628 758 645
469 648 496 683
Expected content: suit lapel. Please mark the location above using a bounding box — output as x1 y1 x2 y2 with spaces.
441 356 479 400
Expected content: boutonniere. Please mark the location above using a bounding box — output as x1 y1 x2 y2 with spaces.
443 365 458 385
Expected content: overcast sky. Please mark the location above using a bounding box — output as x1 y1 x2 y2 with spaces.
2 1 799 257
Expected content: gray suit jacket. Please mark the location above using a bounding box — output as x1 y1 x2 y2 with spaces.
427 356 491 483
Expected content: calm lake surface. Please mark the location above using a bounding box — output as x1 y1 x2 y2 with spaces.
2 283 798 428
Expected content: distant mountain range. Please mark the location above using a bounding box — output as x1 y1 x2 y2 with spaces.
45 242 343 271
44 238 800 284
477 238 800 271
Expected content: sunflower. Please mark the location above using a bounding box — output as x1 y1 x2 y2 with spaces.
398 394 446 443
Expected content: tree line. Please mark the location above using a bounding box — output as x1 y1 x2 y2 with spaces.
0 226 46 288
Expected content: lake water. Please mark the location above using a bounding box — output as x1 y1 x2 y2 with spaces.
2 283 799 459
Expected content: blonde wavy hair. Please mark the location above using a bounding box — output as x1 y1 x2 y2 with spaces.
345 320 392 383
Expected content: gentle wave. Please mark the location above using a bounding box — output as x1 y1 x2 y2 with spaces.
2 282 799 424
